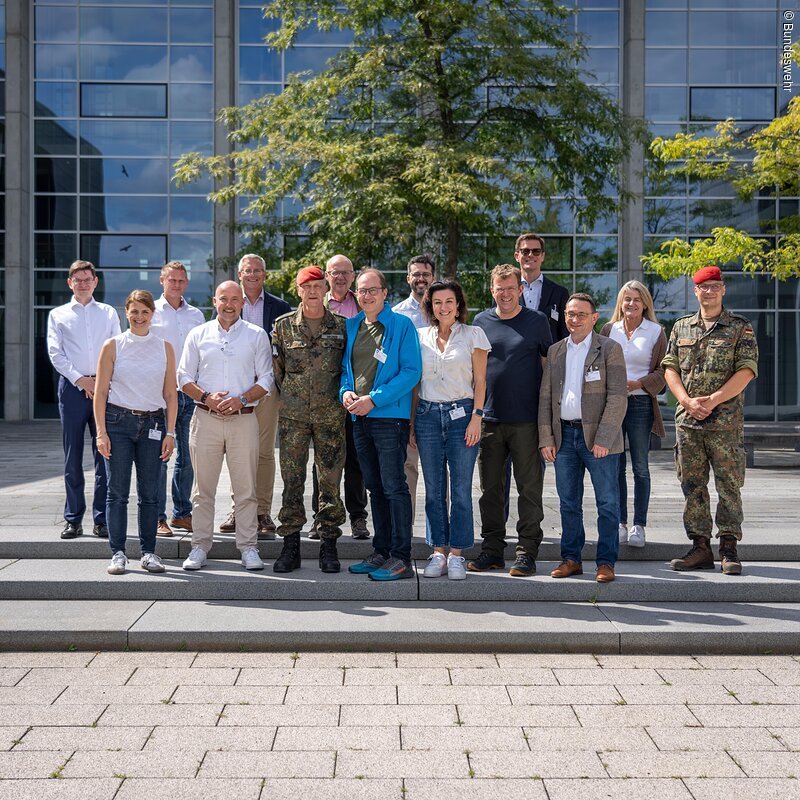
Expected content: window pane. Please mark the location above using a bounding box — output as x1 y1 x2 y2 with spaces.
170 9 213 43
35 158 77 194
583 48 619 84
688 198 775 234
79 8 167 43
36 45 77 80
35 6 77 42
285 47 341 76
170 196 213 231
80 158 169 194
170 83 213 119
577 11 619 47
646 87 686 121
645 12 687 46
170 159 212 194
79 234 167 269
575 237 618 271
81 83 167 118
295 22 354 45
237 83 281 105
238 8 281 45
239 46 281 82
170 121 213 157
35 233 77 268
35 82 77 118
80 120 168 156
35 120 78 155
35 195 77 230
778 313 800 420
171 46 213 81
720 272 775 311
575 273 617 310
644 199 686 234
690 87 775 122
689 49 777 85
81 196 168 232
690 12 777 47
169 233 212 270
645 49 686 84
80 45 168 82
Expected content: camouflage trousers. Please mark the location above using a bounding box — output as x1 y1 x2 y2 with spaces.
675 427 746 541
277 418 346 539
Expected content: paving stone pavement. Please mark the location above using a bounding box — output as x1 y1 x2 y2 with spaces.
0 652 799 798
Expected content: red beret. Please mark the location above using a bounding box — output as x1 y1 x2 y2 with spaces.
297 266 325 286
693 266 722 285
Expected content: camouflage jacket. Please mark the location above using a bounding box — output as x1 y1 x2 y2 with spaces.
662 308 758 431
272 307 348 422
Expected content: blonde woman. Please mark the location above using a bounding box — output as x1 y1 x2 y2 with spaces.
601 281 666 548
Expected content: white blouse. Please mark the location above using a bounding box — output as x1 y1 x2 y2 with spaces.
418 323 491 403
607 318 662 396
108 331 168 412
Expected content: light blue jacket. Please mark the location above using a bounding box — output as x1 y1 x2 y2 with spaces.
339 304 422 420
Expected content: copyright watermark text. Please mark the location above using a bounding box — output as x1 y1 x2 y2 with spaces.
783 10 795 90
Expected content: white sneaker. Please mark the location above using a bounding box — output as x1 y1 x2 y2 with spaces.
618 524 629 544
423 552 448 578
241 547 264 570
107 551 127 575
141 553 165 573
447 555 467 581
628 524 646 548
183 546 207 571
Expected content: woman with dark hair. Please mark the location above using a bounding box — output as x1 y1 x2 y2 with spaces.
94 290 178 575
412 280 490 580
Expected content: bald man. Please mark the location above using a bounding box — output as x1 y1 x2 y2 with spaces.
177 281 275 571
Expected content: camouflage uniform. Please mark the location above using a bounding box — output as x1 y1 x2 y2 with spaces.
272 307 347 539
662 308 758 541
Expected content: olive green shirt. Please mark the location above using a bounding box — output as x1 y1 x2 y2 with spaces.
662 308 759 431
352 319 384 397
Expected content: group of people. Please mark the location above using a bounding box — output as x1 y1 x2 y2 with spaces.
46 233 759 582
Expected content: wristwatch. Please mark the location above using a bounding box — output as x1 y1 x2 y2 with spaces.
165 431 176 438
472 408 484 417
238 394 248 406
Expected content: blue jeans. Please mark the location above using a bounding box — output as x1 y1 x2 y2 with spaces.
157 391 195 520
104 405 164 556
555 423 620 567
618 395 654 526
352 417 413 564
415 399 479 550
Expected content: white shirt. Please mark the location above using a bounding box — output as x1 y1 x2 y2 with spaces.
607 318 662 396
242 290 264 327
47 297 121 385
560 334 591 421
178 318 274 402
418 323 491 403
393 295 427 329
108 331 168 412
150 295 205 367
521 274 544 311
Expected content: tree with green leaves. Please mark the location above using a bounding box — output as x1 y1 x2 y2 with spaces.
643 47 800 282
175 0 639 277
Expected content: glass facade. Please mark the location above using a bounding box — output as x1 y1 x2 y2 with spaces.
2 1 795 420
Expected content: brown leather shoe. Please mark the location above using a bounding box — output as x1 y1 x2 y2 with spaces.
550 559 583 578
596 564 615 583
258 514 277 540
170 516 193 533
219 511 236 533
156 520 173 537
670 537 714 571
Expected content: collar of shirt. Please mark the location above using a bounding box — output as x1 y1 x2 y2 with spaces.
567 334 591 354
70 296 98 310
244 290 265 307
155 294 187 312
521 275 544 289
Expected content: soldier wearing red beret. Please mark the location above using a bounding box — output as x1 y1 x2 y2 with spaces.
662 267 759 575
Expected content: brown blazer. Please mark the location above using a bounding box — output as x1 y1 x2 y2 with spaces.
600 321 667 439
538 332 628 453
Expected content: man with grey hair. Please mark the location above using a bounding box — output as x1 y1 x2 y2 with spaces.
219 253 291 539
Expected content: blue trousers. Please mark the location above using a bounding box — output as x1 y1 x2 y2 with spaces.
158 391 195 521
618 395 654 526
58 376 107 525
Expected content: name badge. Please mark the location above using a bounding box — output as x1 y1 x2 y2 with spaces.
585 369 601 383
148 428 162 441
449 406 466 421
551 307 559 321
678 338 694 346
322 334 344 340
374 348 387 363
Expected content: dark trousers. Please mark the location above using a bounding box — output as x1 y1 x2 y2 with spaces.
158 391 195 521
58 376 107 525
478 421 544 558
352 417 412 564
312 413 368 522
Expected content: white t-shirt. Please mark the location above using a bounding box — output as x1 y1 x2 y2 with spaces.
418 323 491 403
607 318 662 396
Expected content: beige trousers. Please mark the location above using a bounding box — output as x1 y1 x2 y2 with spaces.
405 440 419 521
190 409 259 553
228 390 280 516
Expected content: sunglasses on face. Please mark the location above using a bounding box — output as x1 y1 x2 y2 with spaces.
517 248 543 257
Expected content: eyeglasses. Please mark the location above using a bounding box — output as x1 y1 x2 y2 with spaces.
696 283 724 293
566 312 593 320
356 287 383 297
517 248 543 257
69 277 94 285
409 271 432 279
240 269 265 276
327 270 354 278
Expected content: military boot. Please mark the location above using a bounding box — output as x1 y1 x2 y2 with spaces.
719 535 743 575
670 537 714 571
319 538 341 574
273 533 301 573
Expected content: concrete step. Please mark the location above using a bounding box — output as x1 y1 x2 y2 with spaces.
1 558 799 603
0 599 798 653
2 529 799 562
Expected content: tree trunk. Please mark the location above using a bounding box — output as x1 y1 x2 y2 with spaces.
445 221 460 278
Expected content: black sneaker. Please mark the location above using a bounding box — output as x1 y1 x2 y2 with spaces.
93 522 108 538
467 552 505 572
273 533 302 573
319 538 341 574
509 553 536 577
60 522 83 539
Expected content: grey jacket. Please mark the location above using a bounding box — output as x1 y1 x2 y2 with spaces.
538 332 628 453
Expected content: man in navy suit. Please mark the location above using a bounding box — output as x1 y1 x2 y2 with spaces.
513 233 569 343
219 254 291 539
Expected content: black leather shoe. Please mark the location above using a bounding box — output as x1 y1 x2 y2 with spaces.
273 533 302 573
60 522 83 539
92 523 108 538
319 538 341 573
509 553 536 577
467 552 505 572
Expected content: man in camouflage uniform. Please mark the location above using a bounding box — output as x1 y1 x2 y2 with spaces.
662 266 758 575
271 266 348 574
